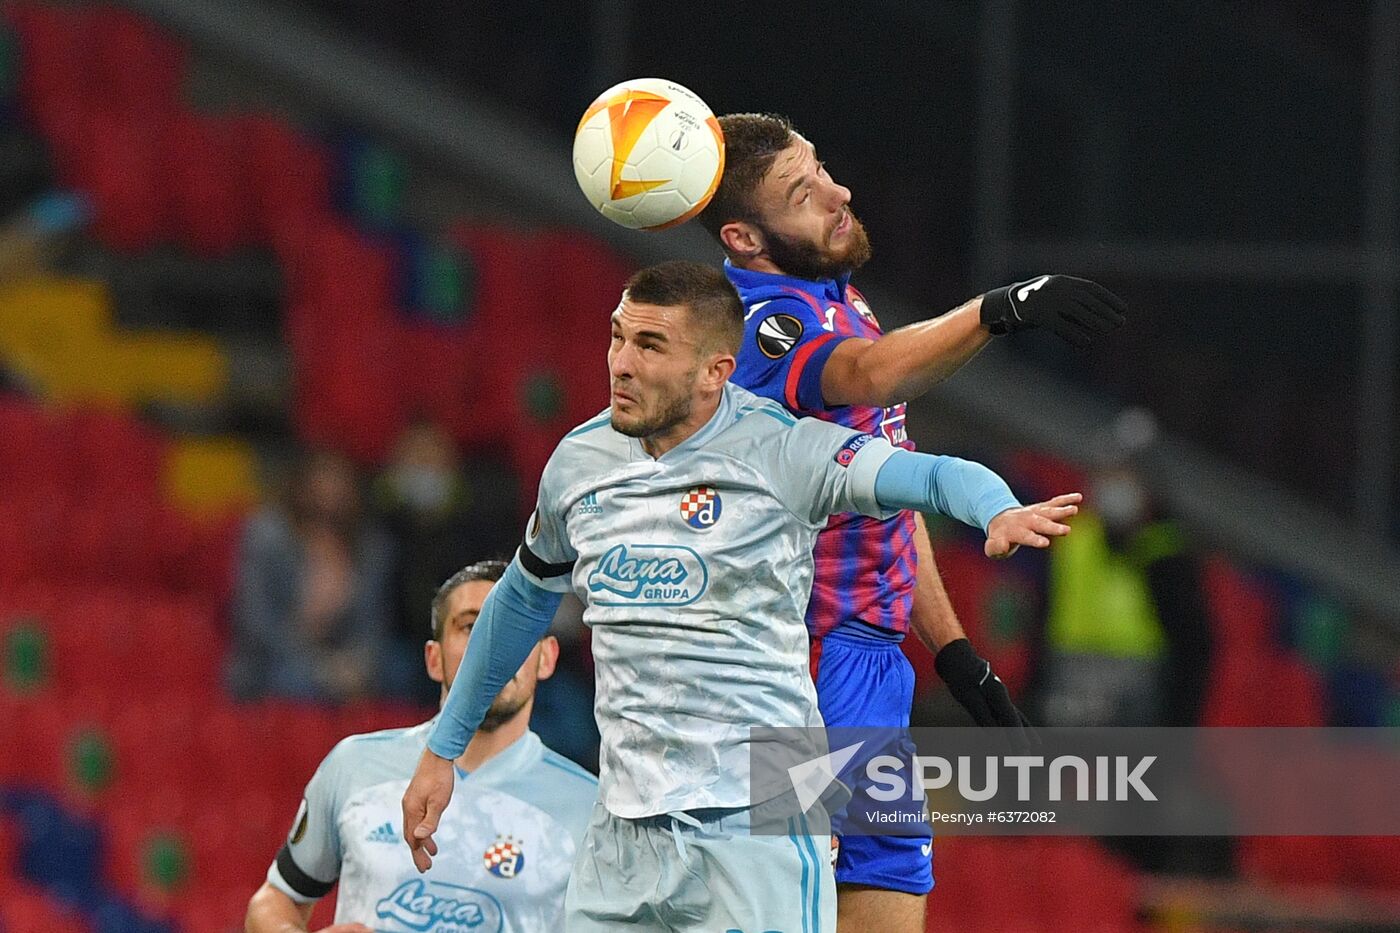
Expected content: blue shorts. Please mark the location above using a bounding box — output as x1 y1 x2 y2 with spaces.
813 626 935 896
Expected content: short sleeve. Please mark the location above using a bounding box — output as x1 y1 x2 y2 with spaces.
761 414 902 524
266 743 344 903
734 295 855 415
516 446 579 594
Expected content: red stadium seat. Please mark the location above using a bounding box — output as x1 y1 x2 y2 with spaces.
291 323 407 463
1238 836 1346 888
236 116 335 272
932 837 1141 933
1030 838 1140 932
63 407 167 503
188 808 273 895
86 6 183 118
394 322 477 442
286 221 396 322
172 899 243 933
0 813 20 878
1203 559 1278 653
74 108 168 251
1346 836 1400 891
8 4 94 160
4 696 67 788
930 838 1037 932
0 396 75 492
445 224 548 444
0 881 92 933
161 114 252 257
1005 450 1088 505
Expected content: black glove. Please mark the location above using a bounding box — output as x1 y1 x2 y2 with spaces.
980 274 1127 348
935 638 1038 751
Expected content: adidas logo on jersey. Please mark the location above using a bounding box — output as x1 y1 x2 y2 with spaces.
578 491 603 515
365 821 397 844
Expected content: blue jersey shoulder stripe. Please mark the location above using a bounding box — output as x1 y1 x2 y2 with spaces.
738 402 797 427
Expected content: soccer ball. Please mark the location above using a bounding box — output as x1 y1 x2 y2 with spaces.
573 78 725 231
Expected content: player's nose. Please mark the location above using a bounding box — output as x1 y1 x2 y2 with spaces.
609 344 635 378
824 176 852 208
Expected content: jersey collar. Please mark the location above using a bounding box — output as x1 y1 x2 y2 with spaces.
449 730 544 780
723 258 850 304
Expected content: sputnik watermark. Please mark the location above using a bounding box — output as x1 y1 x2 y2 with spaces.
861 754 1156 802
750 727 1400 836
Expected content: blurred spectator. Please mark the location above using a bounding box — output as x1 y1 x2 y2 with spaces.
1029 411 1230 876
372 419 518 703
1031 410 1213 727
227 449 399 702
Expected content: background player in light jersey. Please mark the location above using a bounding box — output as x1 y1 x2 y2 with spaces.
245 560 597 933
400 261 1080 933
699 112 1128 930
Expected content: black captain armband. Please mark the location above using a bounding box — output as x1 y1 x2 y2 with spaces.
276 844 335 899
519 539 575 579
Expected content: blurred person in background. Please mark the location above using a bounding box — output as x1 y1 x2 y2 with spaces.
1029 411 1231 878
373 419 518 704
1031 409 1212 729
245 559 597 932
227 449 399 702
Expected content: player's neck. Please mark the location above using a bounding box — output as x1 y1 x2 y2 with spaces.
737 254 787 277
456 703 532 772
640 393 723 459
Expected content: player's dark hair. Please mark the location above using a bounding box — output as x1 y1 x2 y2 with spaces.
430 559 508 640
697 113 795 244
623 260 744 356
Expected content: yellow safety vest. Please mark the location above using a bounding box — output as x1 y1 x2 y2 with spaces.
1046 511 1180 658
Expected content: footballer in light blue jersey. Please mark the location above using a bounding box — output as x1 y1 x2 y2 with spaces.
246 561 596 933
401 262 1077 933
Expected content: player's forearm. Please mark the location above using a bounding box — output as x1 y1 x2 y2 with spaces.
245 882 314 933
873 449 1020 532
427 560 562 760
908 512 967 653
823 298 990 407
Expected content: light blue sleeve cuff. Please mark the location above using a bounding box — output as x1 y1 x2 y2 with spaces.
427 560 564 759
873 449 1021 532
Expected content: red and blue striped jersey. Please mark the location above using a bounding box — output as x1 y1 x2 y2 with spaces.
725 261 917 641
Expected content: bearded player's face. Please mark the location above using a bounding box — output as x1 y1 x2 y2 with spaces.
607 298 701 440
751 136 872 281
427 579 553 732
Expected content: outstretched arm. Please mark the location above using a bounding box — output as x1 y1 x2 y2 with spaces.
401 560 563 872
873 449 1080 558
820 277 1127 408
821 298 990 407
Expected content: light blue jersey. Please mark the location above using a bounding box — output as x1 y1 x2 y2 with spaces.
268 719 596 932
514 382 900 818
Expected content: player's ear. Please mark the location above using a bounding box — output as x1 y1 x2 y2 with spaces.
704 352 736 391
425 640 445 685
535 636 560 681
719 220 763 259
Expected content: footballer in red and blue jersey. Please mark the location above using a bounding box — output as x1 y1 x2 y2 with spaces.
709 113 1122 917
728 259 934 897
728 260 917 645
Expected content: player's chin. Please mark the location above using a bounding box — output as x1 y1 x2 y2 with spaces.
610 408 648 437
